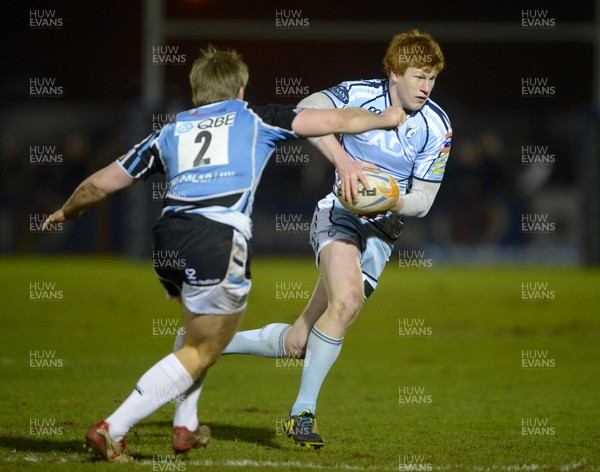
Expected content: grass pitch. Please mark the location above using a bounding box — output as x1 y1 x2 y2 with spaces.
0 257 599 471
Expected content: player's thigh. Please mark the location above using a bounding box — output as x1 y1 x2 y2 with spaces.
318 239 364 303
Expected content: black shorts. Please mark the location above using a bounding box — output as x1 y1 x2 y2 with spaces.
152 212 252 314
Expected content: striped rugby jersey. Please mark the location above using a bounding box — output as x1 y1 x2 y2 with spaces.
322 79 452 195
118 99 299 239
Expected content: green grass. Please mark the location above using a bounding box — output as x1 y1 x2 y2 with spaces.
0 257 599 471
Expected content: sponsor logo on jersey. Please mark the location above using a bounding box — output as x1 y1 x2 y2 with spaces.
175 122 194 135
327 84 349 104
442 131 452 150
427 150 449 177
197 112 236 129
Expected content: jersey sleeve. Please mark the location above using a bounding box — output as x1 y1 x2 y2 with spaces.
413 129 452 183
247 103 299 132
117 129 166 181
321 81 355 109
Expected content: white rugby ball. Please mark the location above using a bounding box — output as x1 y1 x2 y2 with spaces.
337 169 399 215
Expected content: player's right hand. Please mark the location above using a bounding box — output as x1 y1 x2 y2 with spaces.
381 106 406 130
337 159 379 204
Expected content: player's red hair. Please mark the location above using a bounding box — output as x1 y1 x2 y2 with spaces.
383 30 445 76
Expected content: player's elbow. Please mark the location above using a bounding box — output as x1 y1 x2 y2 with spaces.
416 202 433 218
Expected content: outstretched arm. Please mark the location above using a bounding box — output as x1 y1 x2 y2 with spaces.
291 105 404 138
293 92 406 202
42 161 135 230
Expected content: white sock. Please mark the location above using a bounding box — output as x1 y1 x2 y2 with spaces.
290 326 343 415
106 353 194 442
173 376 204 431
222 323 291 358
172 327 203 431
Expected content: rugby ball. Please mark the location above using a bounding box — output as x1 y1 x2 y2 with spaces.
337 169 399 215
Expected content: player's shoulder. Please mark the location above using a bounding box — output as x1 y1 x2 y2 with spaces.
246 102 298 133
418 98 451 135
324 78 387 105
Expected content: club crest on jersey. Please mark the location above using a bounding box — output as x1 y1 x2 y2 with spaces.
175 122 194 135
405 123 420 140
327 84 349 104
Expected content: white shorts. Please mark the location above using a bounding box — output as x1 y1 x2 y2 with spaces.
310 193 404 298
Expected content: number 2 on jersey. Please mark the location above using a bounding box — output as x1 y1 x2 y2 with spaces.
176 121 230 173
193 131 212 166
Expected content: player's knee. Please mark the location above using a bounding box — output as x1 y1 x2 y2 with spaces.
329 290 364 324
187 343 223 371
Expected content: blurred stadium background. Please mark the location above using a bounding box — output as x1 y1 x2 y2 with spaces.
1 0 598 265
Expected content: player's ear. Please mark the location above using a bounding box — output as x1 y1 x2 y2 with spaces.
236 86 244 100
389 70 400 82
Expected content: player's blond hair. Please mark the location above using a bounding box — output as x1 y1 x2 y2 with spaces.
383 29 445 76
189 45 249 106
